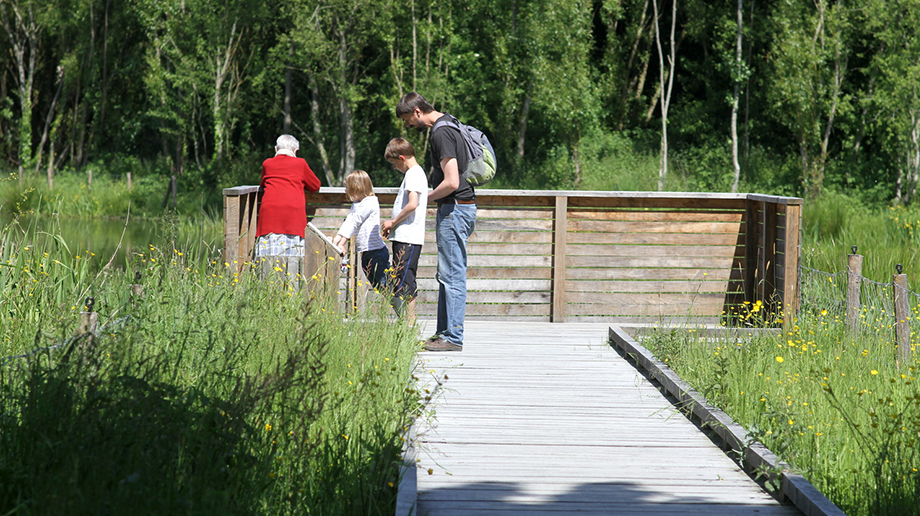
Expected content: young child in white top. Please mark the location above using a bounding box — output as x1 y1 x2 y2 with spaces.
381 138 429 321
333 170 389 290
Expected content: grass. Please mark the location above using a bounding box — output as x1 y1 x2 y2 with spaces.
0 211 423 514
634 192 920 515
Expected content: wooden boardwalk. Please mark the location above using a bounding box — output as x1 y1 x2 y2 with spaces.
403 321 801 516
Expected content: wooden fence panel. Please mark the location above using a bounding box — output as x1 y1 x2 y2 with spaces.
223 187 802 325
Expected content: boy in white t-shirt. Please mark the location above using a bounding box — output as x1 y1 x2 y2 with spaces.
381 138 429 322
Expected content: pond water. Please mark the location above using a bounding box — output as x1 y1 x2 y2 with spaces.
1 213 222 268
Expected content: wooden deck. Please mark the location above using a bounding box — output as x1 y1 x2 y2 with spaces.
402 321 802 516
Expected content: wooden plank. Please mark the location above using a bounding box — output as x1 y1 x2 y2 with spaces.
416 290 551 304
417 278 551 291
782 204 802 317
569 219 744 234
552 196 568 323
567 196 748 210
419 254 552 268
565 244 742 259
565 299 728 317
566 255 736 269
566 279 741 294
418 266 553 280
562 315 723 324
566 267 735 281
222 193 240 266
567 232 742 246
761 201 777 305
471 208 554 219
565 291 728 306
460 243 553 255
567 210 744 222
416 303 551 317
416 231 553 244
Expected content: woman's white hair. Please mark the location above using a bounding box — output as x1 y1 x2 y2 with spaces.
276 134 300 152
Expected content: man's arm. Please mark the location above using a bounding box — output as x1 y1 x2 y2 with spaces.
428 157 460 202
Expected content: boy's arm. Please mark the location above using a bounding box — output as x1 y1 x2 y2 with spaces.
382 191 419 236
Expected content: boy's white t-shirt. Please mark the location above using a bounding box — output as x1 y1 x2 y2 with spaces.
391 164 429 245
337 195 385 253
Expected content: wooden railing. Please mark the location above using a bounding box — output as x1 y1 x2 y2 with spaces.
223 186 802 325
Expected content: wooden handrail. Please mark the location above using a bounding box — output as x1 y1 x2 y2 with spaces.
223 187 803 325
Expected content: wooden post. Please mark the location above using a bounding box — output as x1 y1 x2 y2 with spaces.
744 201 759 308
760 201 777 306
846 246 862 332
130 271 145 299
551 195 568 323
223 192 241 267
87 168 93 192
127 172 132 191
782 203 802 324
894 264 911 365
79 297 98 341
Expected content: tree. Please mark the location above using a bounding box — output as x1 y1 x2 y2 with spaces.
287 0 395 187
767 0 853 199
0 0 42 178
867 0 920 204
652 0 678 190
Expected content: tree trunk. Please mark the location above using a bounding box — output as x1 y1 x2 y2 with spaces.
283 42 293 133
35 67 65 178
308 73 333 186
730 0 742 193
213 22 239 162
1 0 39 179
517 93 531 160
653 0 678 191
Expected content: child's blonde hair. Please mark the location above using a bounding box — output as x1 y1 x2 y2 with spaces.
344 170 375 202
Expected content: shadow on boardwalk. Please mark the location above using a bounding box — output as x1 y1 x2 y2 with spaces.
416 480 799 515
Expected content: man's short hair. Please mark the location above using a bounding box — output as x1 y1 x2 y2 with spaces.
396 92 434 117
384 138 416 160
276 134 300 152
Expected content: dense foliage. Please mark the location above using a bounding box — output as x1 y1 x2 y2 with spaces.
0 214 423 514
1 0 918 209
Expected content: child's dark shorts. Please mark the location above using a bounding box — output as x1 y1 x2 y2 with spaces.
361 246 390 290
391 241 422 299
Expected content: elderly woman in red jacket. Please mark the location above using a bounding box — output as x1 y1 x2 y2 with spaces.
254 134 321 258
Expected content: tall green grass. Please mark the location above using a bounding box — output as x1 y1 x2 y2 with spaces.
802 192 920 281
636 192 920 515
643 315 920 515
0 213 422 514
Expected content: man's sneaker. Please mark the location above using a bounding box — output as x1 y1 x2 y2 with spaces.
423 337 462 352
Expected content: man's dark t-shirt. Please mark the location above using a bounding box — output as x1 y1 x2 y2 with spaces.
429 114 475 203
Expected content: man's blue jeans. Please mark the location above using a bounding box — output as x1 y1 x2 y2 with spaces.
435 202 476 345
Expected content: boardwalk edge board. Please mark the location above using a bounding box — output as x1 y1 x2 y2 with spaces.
607 325 845 516
395 426 418 516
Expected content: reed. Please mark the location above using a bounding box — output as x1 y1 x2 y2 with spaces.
0 213 421 515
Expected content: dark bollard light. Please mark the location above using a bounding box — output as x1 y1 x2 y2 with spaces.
131 271 145 298
79 297 98 336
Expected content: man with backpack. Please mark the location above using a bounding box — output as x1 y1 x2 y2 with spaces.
396 91 489 352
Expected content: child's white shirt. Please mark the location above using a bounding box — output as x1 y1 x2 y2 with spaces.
391 164 429 245
337 196 385 252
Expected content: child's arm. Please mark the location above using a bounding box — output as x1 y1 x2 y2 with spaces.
335 203 366 254
331 234 348 255
382 190 419 237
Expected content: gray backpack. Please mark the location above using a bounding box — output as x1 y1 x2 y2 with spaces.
432 114 496 186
